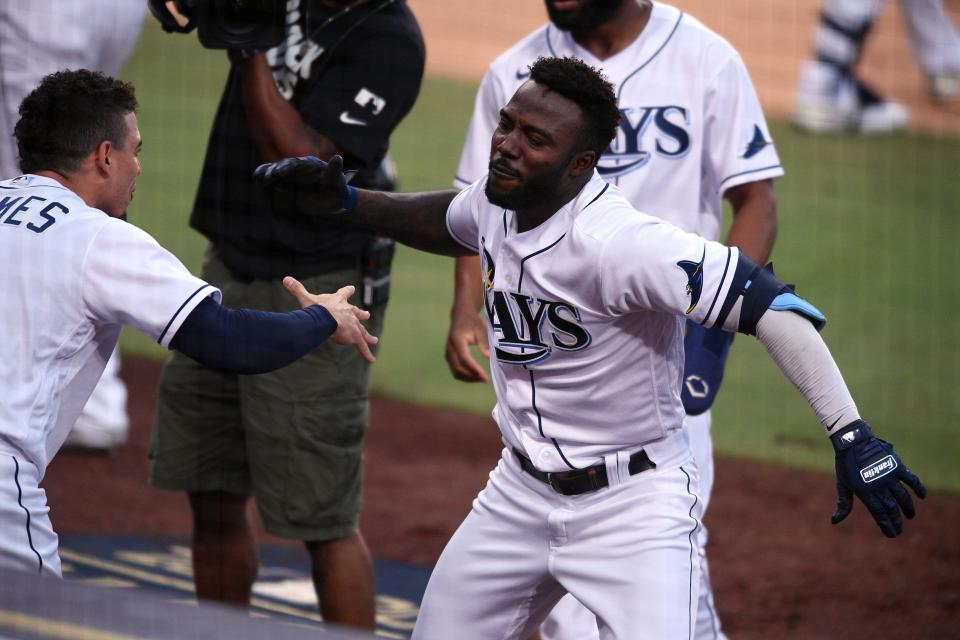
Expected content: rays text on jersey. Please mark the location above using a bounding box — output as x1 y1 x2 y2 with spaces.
486 290 591 365
598 105 690 178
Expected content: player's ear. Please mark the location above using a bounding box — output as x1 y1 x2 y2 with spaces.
93 140 113 176
569 150 596 178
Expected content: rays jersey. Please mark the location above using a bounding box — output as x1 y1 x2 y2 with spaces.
0 175 219 475
446 172 740 471
453 1 783 241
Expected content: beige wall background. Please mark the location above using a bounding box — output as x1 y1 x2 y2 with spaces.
409 0 960 136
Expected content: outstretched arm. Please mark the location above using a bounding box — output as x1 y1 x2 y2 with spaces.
171 282 377 374
254 155 469 257
725 258 926 538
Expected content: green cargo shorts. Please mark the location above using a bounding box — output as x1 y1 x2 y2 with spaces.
149 246 386 541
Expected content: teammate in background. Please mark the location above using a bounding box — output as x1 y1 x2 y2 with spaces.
148 0 424 629
0 69 377 578
0 0 147 452
793 0 960 134
446 1 780 637
256 56 925 639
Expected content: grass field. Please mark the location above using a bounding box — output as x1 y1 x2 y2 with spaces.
118 21 960 491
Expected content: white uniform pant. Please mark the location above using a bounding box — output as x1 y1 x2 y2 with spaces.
540 412 725 640
412 433 703 640
0 455 61 577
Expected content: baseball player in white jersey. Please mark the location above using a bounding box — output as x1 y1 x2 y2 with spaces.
446 2 781 637
255 56 925 639
0 70 376 577
0 0 148 450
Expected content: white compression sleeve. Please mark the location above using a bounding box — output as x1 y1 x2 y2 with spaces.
755 309 861 436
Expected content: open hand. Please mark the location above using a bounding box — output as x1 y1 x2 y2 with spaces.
283 277 378 363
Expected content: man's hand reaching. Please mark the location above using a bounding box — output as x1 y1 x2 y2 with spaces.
254 155 357 214
283 277 378 363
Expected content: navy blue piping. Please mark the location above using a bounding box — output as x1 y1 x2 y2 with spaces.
453 174 472 186
718 164 782 193
545 25 558 57
583 183 610 210
700 247 732 326
502 210 508 237
617 10 684 100
680 465 700 640
529 370 577 469
12 456 43 573
158 284 212 345
517 233 566 293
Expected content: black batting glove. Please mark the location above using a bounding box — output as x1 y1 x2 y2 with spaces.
253 155 358 214
830 420 926 537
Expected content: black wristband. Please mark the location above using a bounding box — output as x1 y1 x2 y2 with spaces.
830 419 874 452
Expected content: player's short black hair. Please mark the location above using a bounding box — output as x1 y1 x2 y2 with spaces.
14 69 138 175
528 56 620 158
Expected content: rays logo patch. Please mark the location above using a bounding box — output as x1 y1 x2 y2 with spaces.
741 124 771 159
676 248 705 314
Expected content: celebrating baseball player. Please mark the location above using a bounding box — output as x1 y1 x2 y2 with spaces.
256 56 925 639
447 1 781 637
0 70 376 577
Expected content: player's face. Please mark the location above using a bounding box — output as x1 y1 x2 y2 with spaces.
486 82 586 211
104 112 143 220
545 0 627 32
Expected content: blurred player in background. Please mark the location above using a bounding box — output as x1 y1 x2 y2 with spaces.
0 0 147 451
0 69 376 578
445 1 780 637
149 0 424 629
794 0 960 134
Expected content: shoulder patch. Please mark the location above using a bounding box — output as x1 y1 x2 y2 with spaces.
677 248 705 314
741 124 771 159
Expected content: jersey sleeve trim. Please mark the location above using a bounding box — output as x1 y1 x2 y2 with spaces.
718 164 784 194
699 246 735 326
157 284 220 348
446 209 480 252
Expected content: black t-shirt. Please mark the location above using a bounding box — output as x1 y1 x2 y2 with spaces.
190 0 425 280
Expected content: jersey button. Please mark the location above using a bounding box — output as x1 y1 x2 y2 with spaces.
539 449 552 462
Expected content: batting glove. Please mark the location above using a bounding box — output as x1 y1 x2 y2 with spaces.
254 155 358 214
681 321 735 415
830 420 926 538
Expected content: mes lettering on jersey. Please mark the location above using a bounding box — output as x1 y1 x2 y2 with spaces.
0 177 70 233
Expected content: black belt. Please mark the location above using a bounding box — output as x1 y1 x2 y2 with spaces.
513 448 656 496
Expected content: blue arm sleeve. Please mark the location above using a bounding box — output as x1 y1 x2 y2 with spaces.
169 297 338 374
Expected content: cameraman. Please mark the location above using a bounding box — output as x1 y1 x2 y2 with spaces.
149 0 424 629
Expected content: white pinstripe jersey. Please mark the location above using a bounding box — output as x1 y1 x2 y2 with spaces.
0 175 219 474
454 1 784 242
446 172 741 471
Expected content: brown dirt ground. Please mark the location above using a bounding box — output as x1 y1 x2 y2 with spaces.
45 357 960 639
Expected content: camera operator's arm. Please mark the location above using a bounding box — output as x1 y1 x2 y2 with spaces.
235 54 338 161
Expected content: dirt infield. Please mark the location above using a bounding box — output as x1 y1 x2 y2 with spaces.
45 357 960 639
409 0 960 136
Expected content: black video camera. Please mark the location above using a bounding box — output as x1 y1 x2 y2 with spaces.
148 0 286 50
